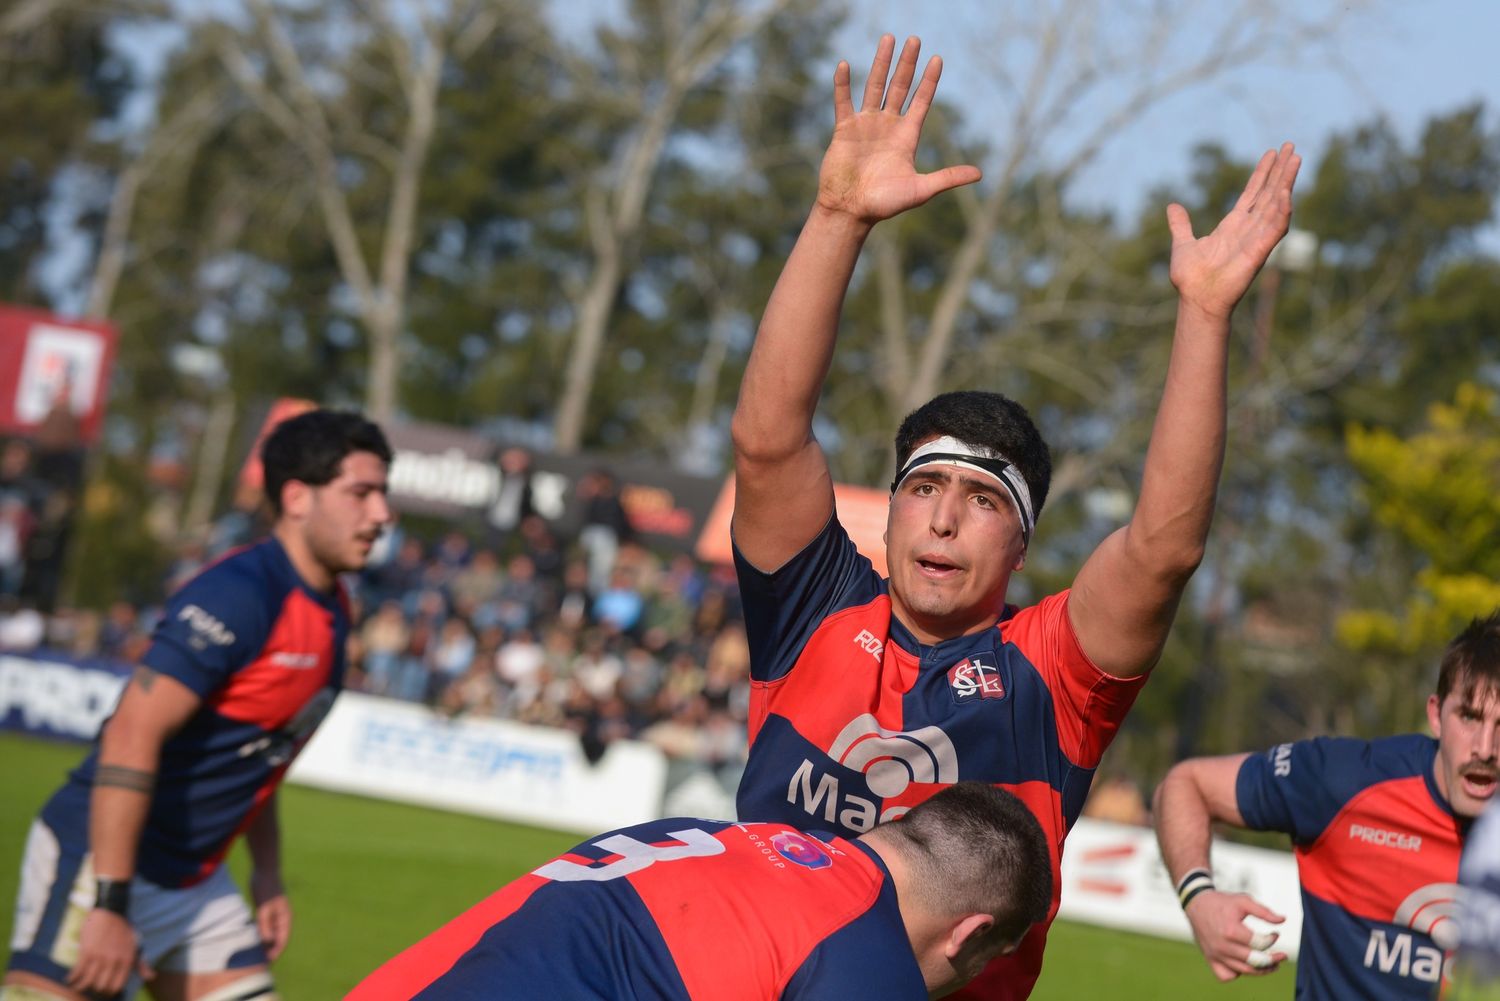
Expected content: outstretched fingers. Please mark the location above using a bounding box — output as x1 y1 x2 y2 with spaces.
1165 202 1195 245
916 163 983 201
1242 143 1300 215
861 34 896 113
883 36 921 112
1233 148 1278 214
832 60 853 124
904 55 945 128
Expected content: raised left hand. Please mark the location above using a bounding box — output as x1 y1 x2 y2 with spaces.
1167 143 1301 320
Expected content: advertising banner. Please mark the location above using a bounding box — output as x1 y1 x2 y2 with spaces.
0 650 128 742
0 305 118 443
234 404 721 554
288 691 669 834
382 420 721 553
1058 816 1304 958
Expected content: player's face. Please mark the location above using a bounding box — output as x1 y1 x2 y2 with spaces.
884 454 1026 643
1428 682 1500 819
303 451 393 576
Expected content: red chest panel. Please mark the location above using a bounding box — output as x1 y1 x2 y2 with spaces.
209 588 336 729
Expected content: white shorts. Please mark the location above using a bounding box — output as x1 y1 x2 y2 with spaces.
7 820 267 996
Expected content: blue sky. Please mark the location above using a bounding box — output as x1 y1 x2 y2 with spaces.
831 0 1499 239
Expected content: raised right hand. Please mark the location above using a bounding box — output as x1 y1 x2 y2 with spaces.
1184 889 1288 981
67 908 152 996
816 34 981 225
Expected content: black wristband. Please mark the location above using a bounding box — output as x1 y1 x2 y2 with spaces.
95 877 131 916
1179 882 1215 910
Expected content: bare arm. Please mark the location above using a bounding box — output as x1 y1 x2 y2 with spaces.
1153 753 1287 981
1069 145 1302 678
69 666 202 996
731 34 980 572
246 791 292 961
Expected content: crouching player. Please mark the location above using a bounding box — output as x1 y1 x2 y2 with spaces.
350 783 1052 1000
3 410 393 1001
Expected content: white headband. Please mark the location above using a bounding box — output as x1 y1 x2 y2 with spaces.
890 436 1036 545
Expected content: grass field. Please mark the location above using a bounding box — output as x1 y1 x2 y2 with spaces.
1 732 1292 999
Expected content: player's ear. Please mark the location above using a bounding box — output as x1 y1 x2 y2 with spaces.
945 913 994 960
1013 550 1026 573
280 480 312 522
1427 693 1443 738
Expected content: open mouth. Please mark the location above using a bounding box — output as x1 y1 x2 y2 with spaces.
1461 770 1498 799
916 557 962 578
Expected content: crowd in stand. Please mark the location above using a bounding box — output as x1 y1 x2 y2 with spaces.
350 517 752 783
0 489 754 785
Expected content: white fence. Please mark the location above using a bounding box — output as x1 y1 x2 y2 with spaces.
1059 815 1304 958
4 651 1303 953
288 691 669 835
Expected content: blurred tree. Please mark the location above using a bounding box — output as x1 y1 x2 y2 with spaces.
0 6 132 304
1339 383 1500 664
549 0 805 453
209 0 516 423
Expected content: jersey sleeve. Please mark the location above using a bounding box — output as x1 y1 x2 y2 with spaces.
1004 590 1147 768
138 561 274 698
779 882 928 1000
1235 736 1372 844
733 515 879 684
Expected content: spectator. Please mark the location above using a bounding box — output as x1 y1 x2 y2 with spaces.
493 554 540 631
427 617 477 699
592 566 645 634
576 469 632 593
450 549 504 614
485 447 537 543
360 600 411 696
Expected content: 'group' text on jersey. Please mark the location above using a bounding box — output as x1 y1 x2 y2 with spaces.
348 818 925 1000
40 536 349 888
733 516 1145 1001
1237 733 1467 1000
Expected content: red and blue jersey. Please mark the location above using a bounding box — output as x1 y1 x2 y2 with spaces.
40 536 349 888
1236 733 1466 1000
732 516 1145 1001
348 818 925 1000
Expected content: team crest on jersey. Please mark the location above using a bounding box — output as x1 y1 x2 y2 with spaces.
948 654 1004 703
770 831 832 870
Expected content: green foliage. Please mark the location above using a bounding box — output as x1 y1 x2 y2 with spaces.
1339 384 1500 657
0 11 127 302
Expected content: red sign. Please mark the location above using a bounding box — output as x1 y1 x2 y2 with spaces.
236 398 319 498
0 305 118 443
694 476 892 576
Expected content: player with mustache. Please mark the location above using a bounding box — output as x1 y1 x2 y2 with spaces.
1154 611 1500 998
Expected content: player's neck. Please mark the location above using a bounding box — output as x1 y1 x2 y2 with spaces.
273 522 335 593
888 596 1002 647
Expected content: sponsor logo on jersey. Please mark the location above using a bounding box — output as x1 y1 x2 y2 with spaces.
1349 823 1423 852
770 830 833 870
1362 882 1465 984
236 687 337 766
178 604 235 649
948 654 1004 703
1271 743 1292 777
786 714 959 832
270 651 322 670
852 629 883 661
